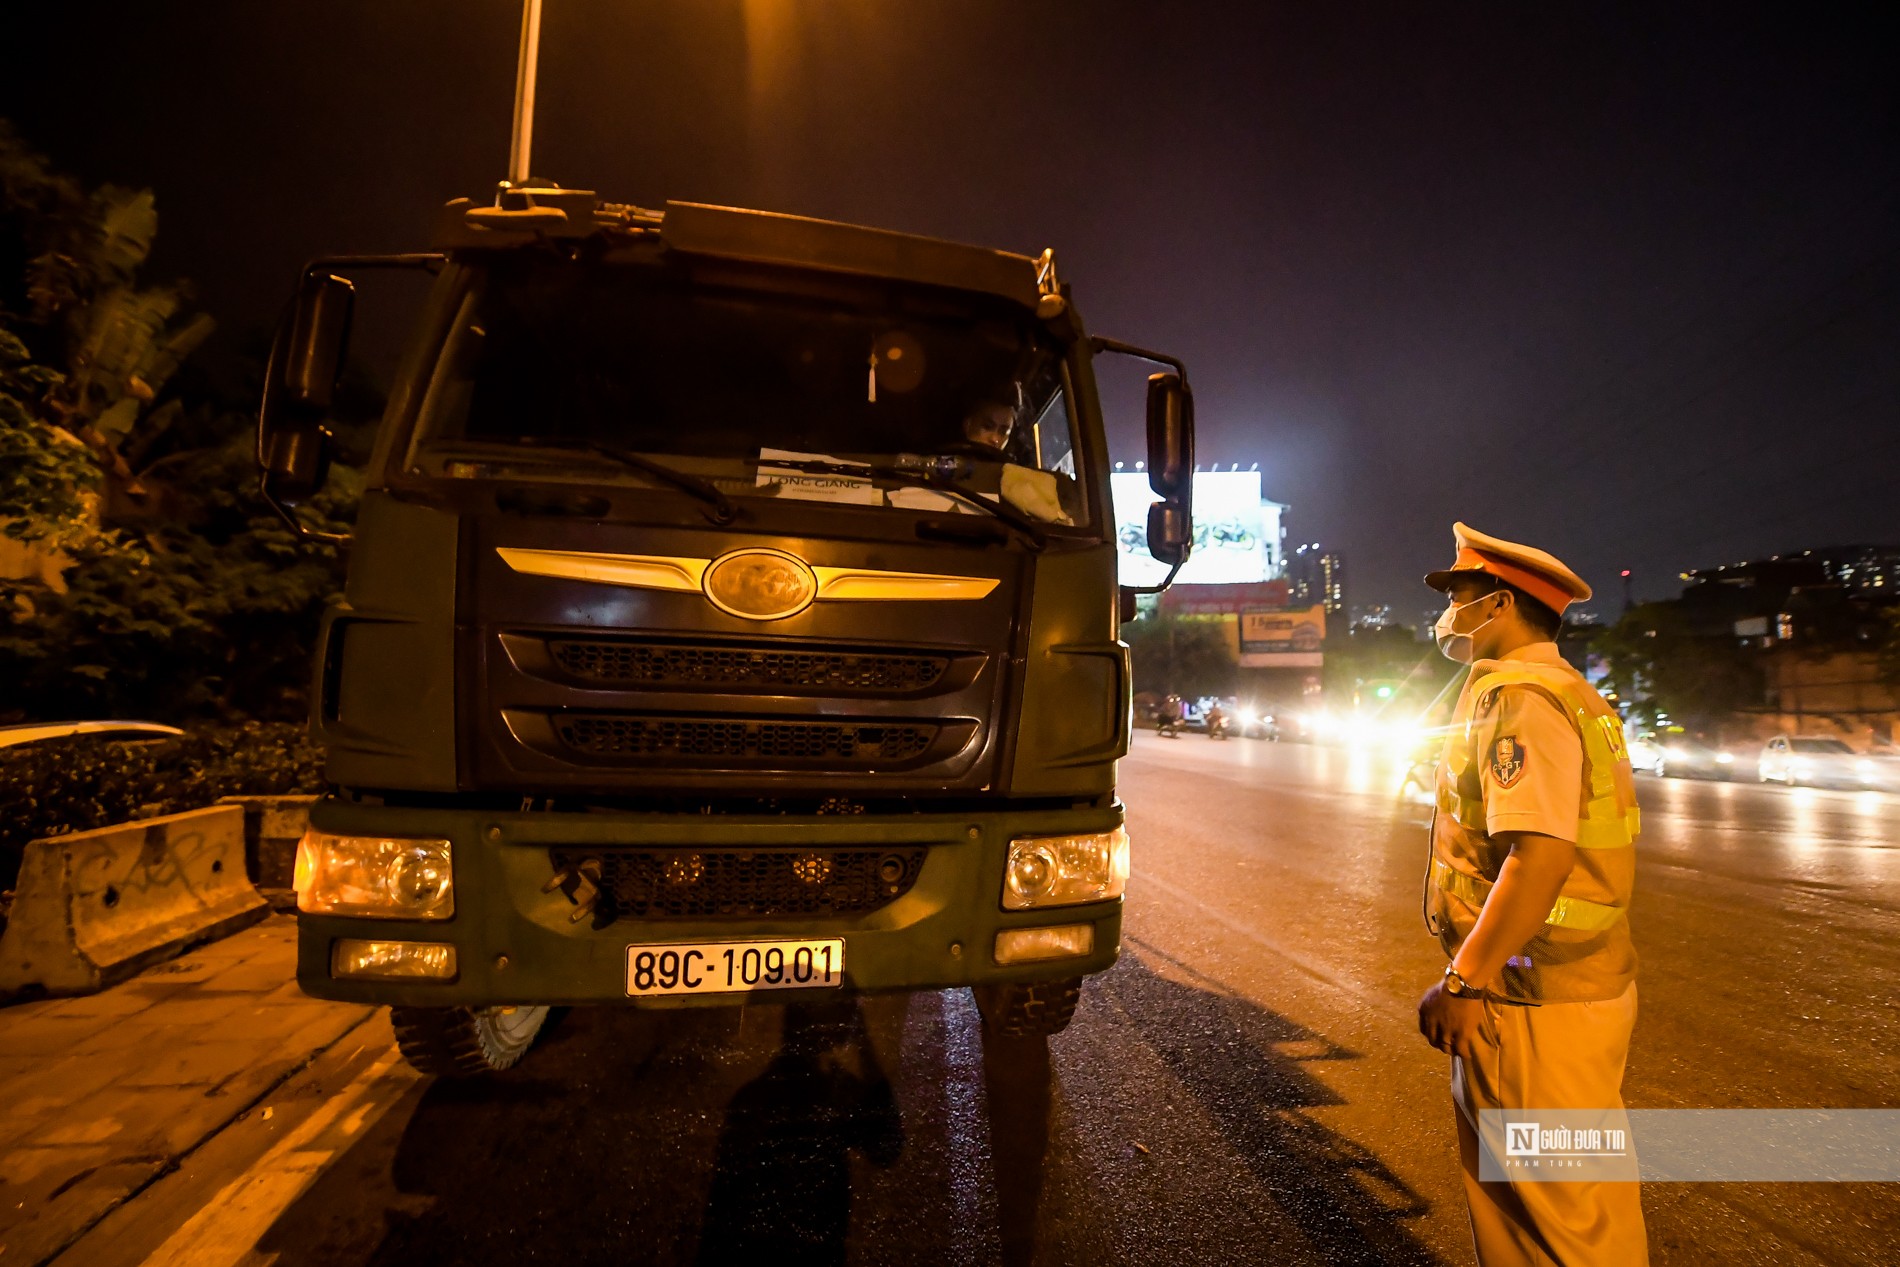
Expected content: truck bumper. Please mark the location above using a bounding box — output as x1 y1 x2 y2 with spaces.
295 798 1123 1006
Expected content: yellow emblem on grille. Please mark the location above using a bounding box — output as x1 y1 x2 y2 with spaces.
495 546 1000 615
703 549 819 621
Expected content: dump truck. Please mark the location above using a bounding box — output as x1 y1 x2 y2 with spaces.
256 179 1195 1073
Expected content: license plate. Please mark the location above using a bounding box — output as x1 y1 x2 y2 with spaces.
624 938 845 998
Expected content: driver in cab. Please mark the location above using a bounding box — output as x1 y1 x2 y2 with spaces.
950 397 1074 525
962 399 1017 452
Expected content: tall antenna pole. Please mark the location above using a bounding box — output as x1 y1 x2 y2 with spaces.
508 0 545 185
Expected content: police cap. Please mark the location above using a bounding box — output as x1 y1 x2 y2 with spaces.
1423 522 1592 615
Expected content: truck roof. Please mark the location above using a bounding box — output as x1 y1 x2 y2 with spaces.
431 191 1045 309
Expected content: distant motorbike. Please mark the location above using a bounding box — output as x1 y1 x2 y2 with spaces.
1156 716 1183 738
1207 713 1231 740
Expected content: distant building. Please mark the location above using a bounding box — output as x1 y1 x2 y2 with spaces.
1288 544 1346 614
1816 545 1899 597
1687 545 1900 601
1350 603 1396 632
1599 542 1900 746
1683 544 1900 644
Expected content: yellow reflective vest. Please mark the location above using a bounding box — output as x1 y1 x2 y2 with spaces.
1426 653 1640 1003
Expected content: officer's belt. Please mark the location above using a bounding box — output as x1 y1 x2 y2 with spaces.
1431 859 1626 932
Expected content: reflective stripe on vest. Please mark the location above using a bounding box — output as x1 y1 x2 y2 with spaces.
1431 858 1626 932
1445 663 1641 850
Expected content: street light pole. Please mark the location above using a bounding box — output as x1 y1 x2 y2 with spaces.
508 0 545 186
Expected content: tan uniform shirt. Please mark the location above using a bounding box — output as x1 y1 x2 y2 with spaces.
1476 670 1584 842
1430 641 1639 1003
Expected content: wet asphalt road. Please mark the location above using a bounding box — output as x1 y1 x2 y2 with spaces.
247 734 1899 1266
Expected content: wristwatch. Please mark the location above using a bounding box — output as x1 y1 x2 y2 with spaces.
1443 964 1484 998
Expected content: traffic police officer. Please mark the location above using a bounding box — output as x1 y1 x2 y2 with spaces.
1416 524 1646 1266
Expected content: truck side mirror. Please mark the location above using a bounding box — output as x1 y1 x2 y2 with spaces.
1145 372 1193 499
263 424 335 505
284 273 355 411
1089 336 1197 588
1144 372 1194 567
1147 500 1191 566
257 272 352 509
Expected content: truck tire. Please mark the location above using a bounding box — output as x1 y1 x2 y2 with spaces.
974 978 1081 1038
390 1005 549 1076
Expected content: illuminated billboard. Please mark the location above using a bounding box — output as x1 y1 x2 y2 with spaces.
1239 605 1326 667
1112 470 1279 587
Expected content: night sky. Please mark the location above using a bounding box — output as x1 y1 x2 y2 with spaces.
5 2 1894 618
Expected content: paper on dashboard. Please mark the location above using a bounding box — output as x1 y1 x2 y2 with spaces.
756 448 883 505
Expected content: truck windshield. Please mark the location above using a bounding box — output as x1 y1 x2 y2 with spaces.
408 254 1087 527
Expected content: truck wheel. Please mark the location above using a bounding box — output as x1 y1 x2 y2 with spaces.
391 1004 549 1076
974 978 1081 1038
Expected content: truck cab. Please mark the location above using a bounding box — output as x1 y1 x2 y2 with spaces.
261 188 1193 1074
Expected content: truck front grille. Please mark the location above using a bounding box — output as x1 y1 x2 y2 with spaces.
555 715 938 766
547 638 950 694
550 846 928 919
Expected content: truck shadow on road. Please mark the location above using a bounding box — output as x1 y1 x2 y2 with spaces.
258 953 1444 1266
691 998 904 1265
1088 943 1443 1264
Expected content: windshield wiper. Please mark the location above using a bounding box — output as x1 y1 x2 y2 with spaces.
507 437 738 524
760 457 1047 549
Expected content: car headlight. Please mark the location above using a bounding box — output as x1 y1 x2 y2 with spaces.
1715 752 1734 764
295 831 454 919
1003 827 1129 910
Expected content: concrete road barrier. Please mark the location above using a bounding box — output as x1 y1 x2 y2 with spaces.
218 794 319 910
0 805 268 997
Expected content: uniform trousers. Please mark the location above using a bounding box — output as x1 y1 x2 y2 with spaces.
1451 982 1647 1266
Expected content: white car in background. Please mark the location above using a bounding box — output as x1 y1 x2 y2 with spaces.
0 721 185 749
1757 736 1883 789
1627 734 1665 775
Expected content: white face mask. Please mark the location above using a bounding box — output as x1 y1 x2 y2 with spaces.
1434 593 1504 663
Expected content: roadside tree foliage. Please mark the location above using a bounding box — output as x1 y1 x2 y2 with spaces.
0 328 98 553
1 124 216 517
0 122 359 723
1593 602 1765 733
0 723 324 903
1123 610 1241 699
1879 609 1900 695
1322 623 1456 717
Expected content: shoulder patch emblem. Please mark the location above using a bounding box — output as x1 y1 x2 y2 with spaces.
1490 735 1527 788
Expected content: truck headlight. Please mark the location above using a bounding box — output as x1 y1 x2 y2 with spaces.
1003 827 1128 910
295 831 454 919
994 923 1094 964
332 939 459 980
